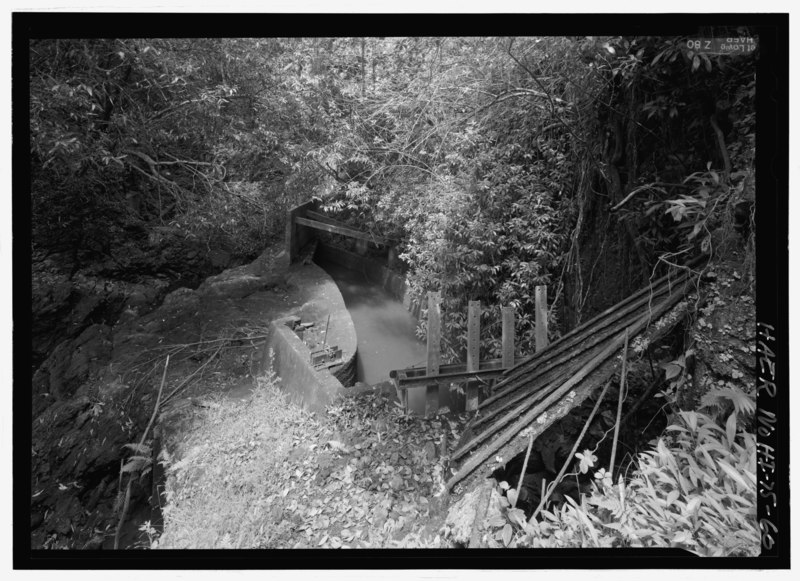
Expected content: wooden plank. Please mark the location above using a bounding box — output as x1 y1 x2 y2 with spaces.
294 216 389 246
466 301 480 371
391 376 408 414
535 285 548 352
389 356 527 387
427 292 442 374
446 286 690 486
396 368 505 390
286 201 316 263
487 305 693 481
474 293 679 422
472 365 572 429
448 327 632 488
480 278 692 411
426 291 442 417
501 306 515 369
306 210 348 228
478 297 689 426
286 207 299 262
502 263 701 376
466 301 480 412
495 271 692 390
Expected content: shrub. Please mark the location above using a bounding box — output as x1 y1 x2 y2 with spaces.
513 409 758 555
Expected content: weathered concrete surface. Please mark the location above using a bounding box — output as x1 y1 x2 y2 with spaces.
266 319 348 414
261 261 358 414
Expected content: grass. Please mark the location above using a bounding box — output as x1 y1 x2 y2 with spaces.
154 371 320 549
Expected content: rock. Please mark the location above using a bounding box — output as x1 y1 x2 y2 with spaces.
125 290 149 309
208 249 231 268
34 324 113 400
31 272 73 318
84 477 111 512
46 495 82 536
445 478 494 547
97 374 129 401
31 512 44 530
71 294 103 326
248 248 289 279
162 287 198 309
47 515 72 536
31 269 107 365
198 271 271 299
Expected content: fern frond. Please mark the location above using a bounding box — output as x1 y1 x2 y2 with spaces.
699 386 755 416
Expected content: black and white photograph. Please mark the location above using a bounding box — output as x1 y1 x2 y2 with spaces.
12 9 790 572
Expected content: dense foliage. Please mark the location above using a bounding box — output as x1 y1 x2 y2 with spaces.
487 391 758 556
306 35 756 359
30 38 337 269
30 34 759 555
31 36 755 347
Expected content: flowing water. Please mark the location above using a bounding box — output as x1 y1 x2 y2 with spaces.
318 260 435 414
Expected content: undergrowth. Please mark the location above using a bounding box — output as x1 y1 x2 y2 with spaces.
488 403 759 556
153 371 317 549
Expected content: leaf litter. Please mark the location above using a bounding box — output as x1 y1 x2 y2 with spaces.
156 373 472 549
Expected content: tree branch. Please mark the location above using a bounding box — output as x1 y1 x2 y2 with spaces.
709 114 732 183
530 378 613 521
610 183 668 212
505 39 585 148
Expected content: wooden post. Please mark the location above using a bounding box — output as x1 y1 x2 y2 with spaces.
392 375 408 414
501 306 515 369
535 285 548 352
466 300 480 412
426 291 442 417
285 207 298 262
286 202 313 263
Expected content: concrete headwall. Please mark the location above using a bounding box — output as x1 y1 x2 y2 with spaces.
258 261 358 415
263 318 348 415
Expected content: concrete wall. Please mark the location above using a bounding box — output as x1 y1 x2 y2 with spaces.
262 317 348 415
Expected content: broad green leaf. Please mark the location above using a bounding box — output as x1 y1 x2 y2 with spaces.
718 459 750 491
501 523 513 547
725 412 738 448
507 507 526 528
665 490 680 507
506 489 518 507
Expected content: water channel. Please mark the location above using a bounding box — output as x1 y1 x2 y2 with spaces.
317 259 446 415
